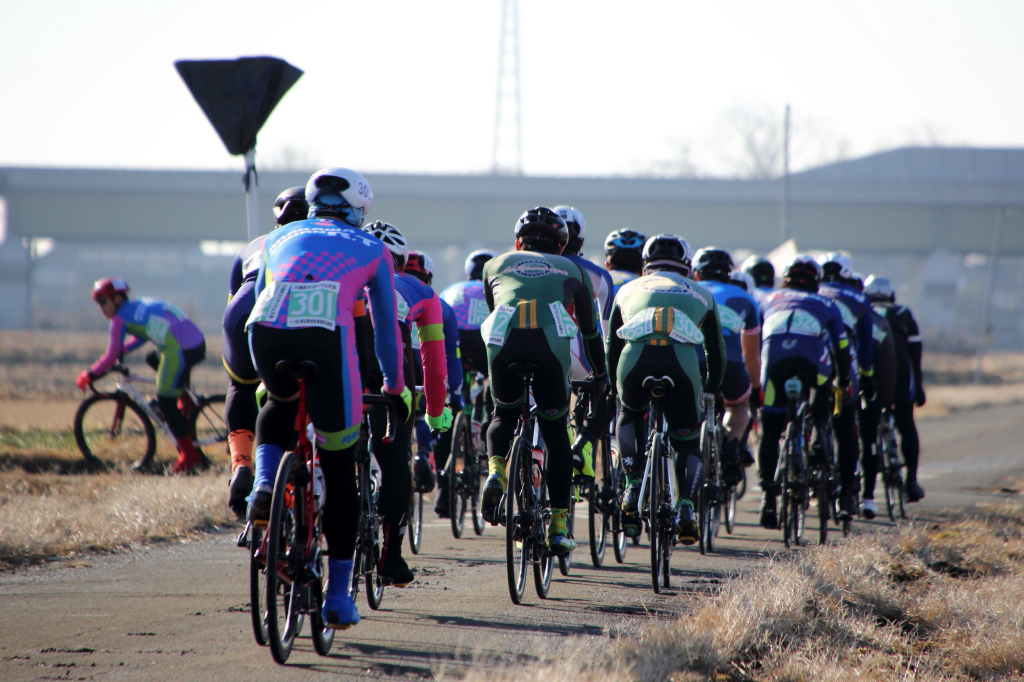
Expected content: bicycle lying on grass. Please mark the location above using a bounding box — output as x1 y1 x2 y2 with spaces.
74 362 227 471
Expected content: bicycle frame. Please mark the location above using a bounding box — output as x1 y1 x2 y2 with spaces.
638 397 678 514
100 367 217 447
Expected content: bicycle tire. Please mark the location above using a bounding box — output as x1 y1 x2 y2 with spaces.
249 525 269 647
360 457 385 610
533 470 554 599
265 451 300 664
471 451 487 536
506 436 530 605
661 527 671 589
409 491 423 555
190 393 228 466
649 434 663 593
449 412 470 539
699 425 713 555
818 461 831 546
612 465 628 564
308 573 335 656
588 479 607 567
557 486 576 576
73 393 156 469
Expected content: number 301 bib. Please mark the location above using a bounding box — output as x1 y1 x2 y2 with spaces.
286 282 340 330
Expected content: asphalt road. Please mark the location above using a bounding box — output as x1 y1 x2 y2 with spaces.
1 403 1022 681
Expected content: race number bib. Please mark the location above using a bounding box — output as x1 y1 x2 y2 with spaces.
667 309 704 344
396 292 411 323
480 304 516 346
145 315 171 345
286 282 340 331
549 302 578 338
717 305 745 334
468 297 490 327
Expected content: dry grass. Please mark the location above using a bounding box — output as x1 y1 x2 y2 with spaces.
454 505 1024 682
0 468 235 568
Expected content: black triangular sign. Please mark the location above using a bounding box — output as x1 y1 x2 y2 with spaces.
175 57 303 156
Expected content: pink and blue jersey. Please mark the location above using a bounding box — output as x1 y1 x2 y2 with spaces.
440 280 489 331
695 281 760 364
394 272 448 418
91 298 204 376
247 217 405 428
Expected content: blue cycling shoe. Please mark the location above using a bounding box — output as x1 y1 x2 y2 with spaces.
322 593 360 630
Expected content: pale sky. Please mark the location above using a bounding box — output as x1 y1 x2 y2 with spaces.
2 0 1022 177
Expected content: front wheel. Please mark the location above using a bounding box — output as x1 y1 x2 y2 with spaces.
308 574 335 656
265 452 300 664
409 491 423 555
190 394 228 466
74 393 156 469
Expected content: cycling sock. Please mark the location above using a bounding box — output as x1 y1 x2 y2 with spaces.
253 443 284 491
228 430 255 473
172 436 201 474
625 472 642 487
548 508 569 537
326 558 353 599
487 456 507 487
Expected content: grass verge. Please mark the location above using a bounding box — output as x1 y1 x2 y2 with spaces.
455 505 1024 681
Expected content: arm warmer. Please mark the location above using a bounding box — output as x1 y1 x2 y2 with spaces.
411 292 448 417
700 301 727 392
90 316 128 376
573 266 607 377
856 309 875 374
367 256 405 395
606 304 625 388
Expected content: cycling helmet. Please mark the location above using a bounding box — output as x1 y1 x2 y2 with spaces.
464 249 496 280
362 221 409 271
92 277 129 302
514 207 569 254
604 229 646 257
864 275 895 302
782 254 823 291
693 247 734 282
642 234 692 275
819 252 854 281
741 255 775 289
305 167 372 227
272 186 309 226
730 270 756 293
554 205 586 237
405 250 434 285
848 271 865 292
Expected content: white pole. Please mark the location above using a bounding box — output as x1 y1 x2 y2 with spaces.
244 148 259 241
973 206 1005 384
780 104 790 245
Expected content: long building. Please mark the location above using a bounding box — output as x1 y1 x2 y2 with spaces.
1 147 1022 349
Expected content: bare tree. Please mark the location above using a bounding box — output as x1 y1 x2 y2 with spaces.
718 105 785 179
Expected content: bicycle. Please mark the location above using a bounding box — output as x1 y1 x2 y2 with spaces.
637 375 678 594
776 378 811 549
497 362 555 604
878 408 906 521
698 394 723 555
569 382 620 569
74 361 227 470
446 377 489 538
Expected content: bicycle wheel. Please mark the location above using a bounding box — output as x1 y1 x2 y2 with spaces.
557 486 576 576
699 427 714 555
449 412 470 539
73 393 156 469
588 479 608 567
505 436 531 604
265 452 300 664
249 526 269 646
190 394 228 466
534 474 554 599
409 491 423 554
308 574 335 656
471 451 487 536
660 526 671 590
817 465 831 546
649 434 664 593
612 464 628 564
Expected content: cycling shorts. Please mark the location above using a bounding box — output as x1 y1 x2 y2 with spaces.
458 329 487 376
145 341 206 398
222 284 259 384
761 353 835 417
699 360 750 405
617 341 701 440
487 327 570 419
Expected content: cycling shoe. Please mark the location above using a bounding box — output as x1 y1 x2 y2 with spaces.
228 467 254 521
860 498 877 520
675 499 699 545
322 593 360 630
247 486 272 526
481 474 505 525
378 553 415 587
412 452 435 493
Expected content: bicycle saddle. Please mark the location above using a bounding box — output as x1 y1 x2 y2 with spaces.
508 362 539 379
642 375 675 397
275 359 320 380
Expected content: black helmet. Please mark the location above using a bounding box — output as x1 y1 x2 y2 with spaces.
693 247 734 282
514 207 569 254
642 234 692 274
741 256 775 289
604 229 646 258
273 186 309 226
782 255 823 292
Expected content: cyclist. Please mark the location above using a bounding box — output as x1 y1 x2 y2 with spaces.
479 207 608 556
221 186 308 518
850 275 896 519
818 253 874 521
77 278 207 474
245 167 410 629
554 205 614 478
864 275 926 502
757 255 850 528
741 255 776 306
403 250 464 507
607 235 726 543
362 223 452 585
691 247 761 481
604 229 646 297
729 269 756 295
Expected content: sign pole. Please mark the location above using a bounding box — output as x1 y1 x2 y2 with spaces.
243 148 259 240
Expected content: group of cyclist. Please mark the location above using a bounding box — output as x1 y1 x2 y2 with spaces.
77 164 927 631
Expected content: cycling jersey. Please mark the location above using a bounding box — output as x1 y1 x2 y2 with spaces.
694 280 759 364
608 269 638 298
393 272 449 418
248 216 405 433
819 281 874 377
565 255 614 323
223 235 267 384
91 298 205 378
440 279 489 331
752 286 774 307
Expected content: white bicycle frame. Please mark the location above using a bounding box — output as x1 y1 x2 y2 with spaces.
114 373 219 447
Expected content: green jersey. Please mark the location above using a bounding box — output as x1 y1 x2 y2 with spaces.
607 269 726 391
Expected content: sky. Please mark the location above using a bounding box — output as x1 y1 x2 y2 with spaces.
2 0 1023 177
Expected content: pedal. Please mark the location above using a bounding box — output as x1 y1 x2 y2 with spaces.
236 522 251 548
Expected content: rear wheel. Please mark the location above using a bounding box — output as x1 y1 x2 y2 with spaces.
648 435 664 594
505 437 530 604
409 491 423 554
557 486 576 576
308 573 335 656
190 394 228 466
449 412 470 539
249 526 269 647
588 478 608 567
612 465 628 564
534 474 554 599
73 393 156 469
265 452 300 664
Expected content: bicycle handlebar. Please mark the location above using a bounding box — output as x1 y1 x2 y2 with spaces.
571 379 600 420
363 394 398 444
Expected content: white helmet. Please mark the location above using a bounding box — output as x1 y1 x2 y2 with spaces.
729 270 756 294
864 275 895 302
305 167 373 227
362 221 409 270
819 252 853 280
553 206 586 240
464 249 496 280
